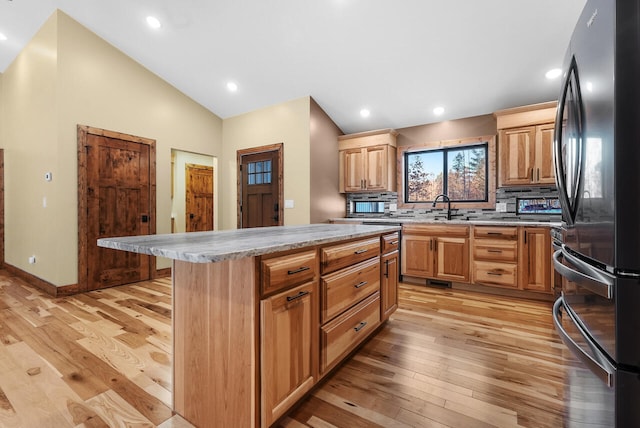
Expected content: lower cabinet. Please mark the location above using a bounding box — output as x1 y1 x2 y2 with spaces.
401 225 470 283
472 226 519 289
381 249 399 321
519 227 552 293
259 232 397 426
260 281 317 427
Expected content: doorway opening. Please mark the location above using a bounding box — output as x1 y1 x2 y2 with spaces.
237 144 283 228
170 150 217 233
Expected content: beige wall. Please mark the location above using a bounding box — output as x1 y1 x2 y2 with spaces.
171 150 217 233
1 11 223 286
397 114 496 147
310 98 345 222
221 97 311 229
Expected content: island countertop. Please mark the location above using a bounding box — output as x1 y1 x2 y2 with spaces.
98 223 401 263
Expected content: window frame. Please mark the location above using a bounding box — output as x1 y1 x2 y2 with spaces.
397 135 497 210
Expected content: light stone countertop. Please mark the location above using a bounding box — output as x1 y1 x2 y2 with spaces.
98 223 401 263
331 217 562 227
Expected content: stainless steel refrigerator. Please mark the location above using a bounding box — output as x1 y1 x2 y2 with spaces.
553 0 640 426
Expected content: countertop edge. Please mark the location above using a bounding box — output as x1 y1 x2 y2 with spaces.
98 224 401 263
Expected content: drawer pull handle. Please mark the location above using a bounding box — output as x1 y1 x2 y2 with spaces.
354 281 367 289
487 249 503 253
488 271 503 276
354 249 368 255
487 232 503 236
287 266 310 275
286 291 309 302
354 321 367 332
390 240 399 245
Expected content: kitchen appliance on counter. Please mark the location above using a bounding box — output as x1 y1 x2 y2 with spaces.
552 1 640 426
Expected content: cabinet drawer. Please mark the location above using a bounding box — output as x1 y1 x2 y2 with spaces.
381 232 400 253
261 250 318 296
473 226 518 240
321 292 380 373
473 240 518 262
473 261 518 288
321 258 380 323
403 224 469 237
321 237 380 274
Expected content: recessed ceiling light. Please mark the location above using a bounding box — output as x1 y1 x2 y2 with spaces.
586 81 594 92
545 68 562 79
433 106 445 116
0 33 7 41
227 82 238 92
360 109 370 118
146 16 161 29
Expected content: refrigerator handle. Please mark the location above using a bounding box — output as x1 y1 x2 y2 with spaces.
553 249 614 299
553 298 614 387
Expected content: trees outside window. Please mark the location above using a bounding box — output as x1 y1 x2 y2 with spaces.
405 144 487 203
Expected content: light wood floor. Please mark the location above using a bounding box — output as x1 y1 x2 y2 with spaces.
0 270 582 427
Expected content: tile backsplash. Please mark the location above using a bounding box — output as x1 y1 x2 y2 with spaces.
345 186 561 223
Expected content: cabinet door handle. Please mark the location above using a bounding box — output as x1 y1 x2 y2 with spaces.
354 321 367 332
530 168 534 182
524 230 528 244
286 290 309 302
537 168 540 182
384 260 389 278
354 281 367 289
287 266 310 275
429 239 433 251
487 249 503 253
354 248 368 255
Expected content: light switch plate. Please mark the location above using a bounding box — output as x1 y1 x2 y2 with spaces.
284 199 294 209
389 203 397 212
496 202 507 212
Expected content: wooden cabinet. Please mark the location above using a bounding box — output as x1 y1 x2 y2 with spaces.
401 224 470 283
320 236 383 374
338 129 397 193
519 227 553 293
261 281 317 427
472 226 519 289
495 102 557 187
381 232 399 321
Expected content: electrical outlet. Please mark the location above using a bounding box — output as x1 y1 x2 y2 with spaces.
496 202 507 213
28 256 36 264
389 203 397 212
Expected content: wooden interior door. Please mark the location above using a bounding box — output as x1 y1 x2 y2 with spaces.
185 164 214 232
238 144 283 228
79 126 155 291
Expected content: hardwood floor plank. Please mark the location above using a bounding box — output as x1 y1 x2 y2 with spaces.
0 270 605 427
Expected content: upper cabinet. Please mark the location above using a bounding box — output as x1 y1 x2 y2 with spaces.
338 129 398 193
494 102 557 187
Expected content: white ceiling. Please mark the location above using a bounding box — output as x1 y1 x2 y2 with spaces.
0 0 586 134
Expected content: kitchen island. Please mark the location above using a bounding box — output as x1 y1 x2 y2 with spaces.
98 223 400 427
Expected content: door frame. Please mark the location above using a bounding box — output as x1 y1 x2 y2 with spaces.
237 143 283 228
77 125 157 291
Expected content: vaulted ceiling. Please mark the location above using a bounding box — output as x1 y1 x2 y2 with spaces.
0 0 586 134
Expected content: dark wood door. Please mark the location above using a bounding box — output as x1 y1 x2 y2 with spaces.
185 163 214 232
240 148 282 228
85 132 152 290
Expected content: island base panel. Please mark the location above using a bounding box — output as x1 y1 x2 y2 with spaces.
172 258 258 428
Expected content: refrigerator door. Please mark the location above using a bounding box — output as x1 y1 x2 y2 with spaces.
554 0 616 269
554 297 640 427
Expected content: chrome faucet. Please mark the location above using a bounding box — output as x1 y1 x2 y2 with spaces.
432 194 451 220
